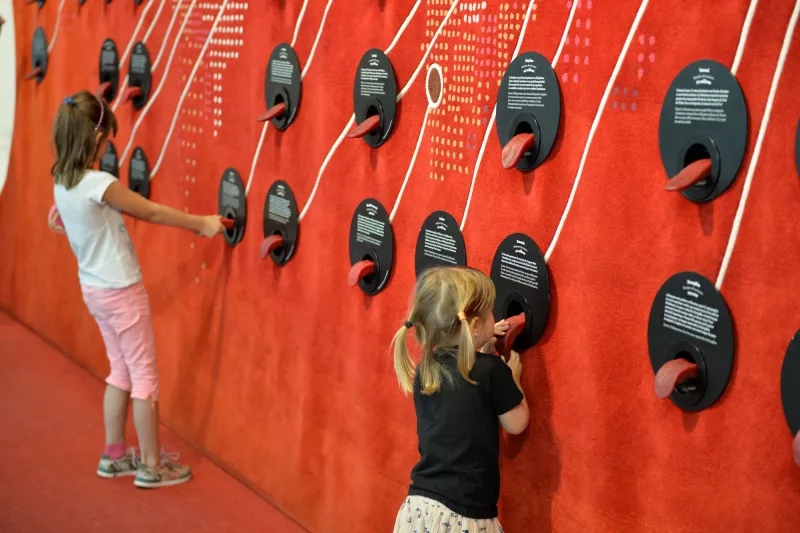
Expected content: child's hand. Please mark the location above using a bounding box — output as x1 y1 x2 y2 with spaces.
503 350 523 386
199 215 225 238
494 319 509 337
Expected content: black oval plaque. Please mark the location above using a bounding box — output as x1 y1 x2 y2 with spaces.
349 198 394 295
100 141 119 178
659 60 748 202
353 49 397 148
795 118 800 180
496 52 561 171
265 43 301 131
99 39 120 102
31 27 48 84
218 168 247 247
128 42 152 110
414 210 466 277
647 272 734 411
128 147 150 198
489 233 551 351
262 180 299 266
781 331 800 438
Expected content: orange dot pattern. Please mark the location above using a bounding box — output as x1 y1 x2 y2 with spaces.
424 1 530 183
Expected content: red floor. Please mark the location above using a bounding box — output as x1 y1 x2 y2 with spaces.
0 311 307 533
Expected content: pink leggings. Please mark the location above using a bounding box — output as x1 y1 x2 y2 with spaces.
81 281 159 401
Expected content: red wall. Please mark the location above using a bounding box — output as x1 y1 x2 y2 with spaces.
3 0 800 531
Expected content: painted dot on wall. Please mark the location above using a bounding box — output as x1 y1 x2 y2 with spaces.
638 53 644 62
631 102 637 111
584 37 590 46
574 55 579 64
650 35 656 45
586 19 591 29
621 103 627 111
638 68 644 79
574 35 580 45
576 19 581 28
564 53 570 63
561 72 568 82
649 52 656 63
573 73 579 83
638 34 645 45
584 56 589 65
612 101 618 109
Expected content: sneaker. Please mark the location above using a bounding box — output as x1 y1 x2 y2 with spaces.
134 450 192 489
97 448 139 478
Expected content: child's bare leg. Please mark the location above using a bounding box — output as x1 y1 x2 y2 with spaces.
103 384 129 446
133 397 160 469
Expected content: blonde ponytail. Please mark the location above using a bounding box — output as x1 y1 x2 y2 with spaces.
456 313 477 386
392 322 416 394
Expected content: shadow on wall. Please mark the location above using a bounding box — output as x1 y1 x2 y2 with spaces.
499 267 561 530
147 242 233 441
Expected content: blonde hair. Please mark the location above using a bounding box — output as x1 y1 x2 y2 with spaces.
392 266 496 395
51 91 118 189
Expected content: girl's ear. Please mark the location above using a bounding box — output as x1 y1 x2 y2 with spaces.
469 316 481 335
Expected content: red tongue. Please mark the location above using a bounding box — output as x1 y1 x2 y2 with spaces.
347 115 382 138
664 159 713 191
256 103 286 122
121 86 143 103
501 133 535 169
23 66 42 80
221 218 235 230
495 313 526 358
348 260 375 287
654 359 699 399
259 235 285 259
95 82 112 99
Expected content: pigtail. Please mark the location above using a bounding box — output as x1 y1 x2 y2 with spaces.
392 322 416 395
456 313 477 386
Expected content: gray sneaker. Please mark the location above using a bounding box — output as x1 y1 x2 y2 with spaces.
134 450 192 488
97 448 139 478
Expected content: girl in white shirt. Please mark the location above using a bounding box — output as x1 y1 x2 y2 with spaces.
50 91 224 488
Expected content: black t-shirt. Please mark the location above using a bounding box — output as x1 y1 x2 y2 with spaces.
408 350 524 518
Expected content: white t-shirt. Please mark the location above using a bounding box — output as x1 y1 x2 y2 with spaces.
53 170 142 289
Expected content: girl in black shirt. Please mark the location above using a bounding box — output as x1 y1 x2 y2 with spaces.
391 266 529 532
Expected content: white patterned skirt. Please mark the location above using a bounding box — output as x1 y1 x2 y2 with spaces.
393 495 505 533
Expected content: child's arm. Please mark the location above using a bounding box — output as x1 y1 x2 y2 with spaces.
496 350 530 435
102 181 224 237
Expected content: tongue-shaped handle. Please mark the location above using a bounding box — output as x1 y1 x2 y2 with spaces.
259 235 285 259
221 218 236 230
495 313 526 358
23 66 42 81
664 159 713 192
95 82 112 99
347 115 382 138
348 260 375 287
256 102 286 123
48 204 66 235
121 86 142 103
501 133 535 169
654 359 699 399
793 432 800 468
